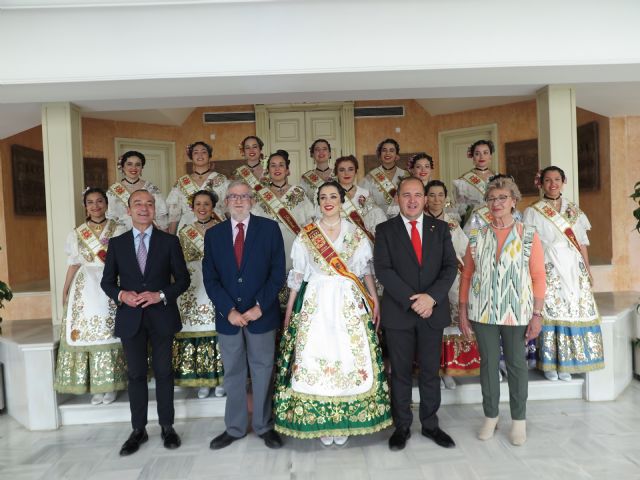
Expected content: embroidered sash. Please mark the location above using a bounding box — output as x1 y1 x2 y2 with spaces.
76 221 116 263
178 174 225 222
109 182 130 206
252 185 302 236
531 200 582 254
474 206 494 226
461 170 487 196
369 166 398 205
236 165 264 188
342 195 375 242
303 223 375 312
301 170 328 190
181 224 205 254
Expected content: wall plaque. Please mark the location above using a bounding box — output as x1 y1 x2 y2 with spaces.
11 145 46 216
505 139 538 196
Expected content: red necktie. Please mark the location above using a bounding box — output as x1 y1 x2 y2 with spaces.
410 220 422 266
234 222 244 268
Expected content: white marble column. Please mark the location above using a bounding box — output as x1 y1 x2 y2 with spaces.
41 102 84 324
536 85 579 203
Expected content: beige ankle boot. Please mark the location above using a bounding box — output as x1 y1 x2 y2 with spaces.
510 419 526 445
477 416 499 440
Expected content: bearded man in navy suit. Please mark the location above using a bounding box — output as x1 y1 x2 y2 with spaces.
202 180 286 450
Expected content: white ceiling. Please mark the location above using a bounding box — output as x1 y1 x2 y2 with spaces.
2 0 640 138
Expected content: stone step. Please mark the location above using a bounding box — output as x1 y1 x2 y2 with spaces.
58 370 583 426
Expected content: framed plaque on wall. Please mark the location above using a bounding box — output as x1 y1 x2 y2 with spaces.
83 157 109 191
11 145 46 216
505 139 539 196
577 121 599 191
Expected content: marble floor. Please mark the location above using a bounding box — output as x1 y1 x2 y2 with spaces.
1 381 640 480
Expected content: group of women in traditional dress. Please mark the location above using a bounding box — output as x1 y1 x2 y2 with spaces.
54 133 604 447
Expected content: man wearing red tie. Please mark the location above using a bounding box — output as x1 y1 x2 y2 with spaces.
374 176 458 451
202 180 286 450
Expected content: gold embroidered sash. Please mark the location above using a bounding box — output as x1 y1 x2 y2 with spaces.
76 221 116 263
303 223 375 312
253 185 302 236
461 170 487 196
369 166 398 205
532 200 583 255
178 174 225 223
342 195 375 242
181 224 205 254
109 182 130 207
474 205 494 226
301 170 327 190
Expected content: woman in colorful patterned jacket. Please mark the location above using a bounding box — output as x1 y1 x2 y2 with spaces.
458 176 546 446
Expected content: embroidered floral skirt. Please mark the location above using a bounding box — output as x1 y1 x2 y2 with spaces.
54 320 128 394
172 331 224 388
537 320 604 373
273 279 392 439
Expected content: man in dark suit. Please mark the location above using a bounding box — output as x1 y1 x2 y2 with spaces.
202 180 286 450
374 176 458 451
101 189 190 456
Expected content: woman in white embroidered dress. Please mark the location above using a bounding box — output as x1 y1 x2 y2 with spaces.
231 135 268 184
174 190 225 399
54 188 128 405
106 150 168 230
166 141 228 234
274 181 392 446
360 138 408 216
452 140 496 230
423 181 480 390
334 155 387 237
251 150 315 270
300 139 334 203
523 166 604 381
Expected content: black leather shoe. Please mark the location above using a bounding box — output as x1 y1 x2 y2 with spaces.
119 428 148 456
421 426 455 448
259 429 283 449
209 431 244 450
388 427 411 451
161 425 181 449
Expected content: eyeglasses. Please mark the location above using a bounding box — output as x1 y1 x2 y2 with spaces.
486 195 512 204
226 193 253 201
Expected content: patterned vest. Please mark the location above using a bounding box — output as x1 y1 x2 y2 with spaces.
468 223 535 326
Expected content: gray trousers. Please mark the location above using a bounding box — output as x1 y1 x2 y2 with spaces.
472 321 529 420
217 328 276 438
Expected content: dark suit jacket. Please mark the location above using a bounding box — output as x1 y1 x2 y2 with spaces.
202 214 286 335
101 227 190 339
374 214 458 330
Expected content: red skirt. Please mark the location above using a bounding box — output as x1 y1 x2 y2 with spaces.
440 334 481 376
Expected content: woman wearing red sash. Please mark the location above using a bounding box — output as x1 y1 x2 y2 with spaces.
174 190 225 399
106 150 168 230
388 152 435 217
231 135 268 184
300 139 335 202
360 138 408 216
251 150 315 271
274 181 392 446
334 155 386 237
424 181 481 389
452 140 496 229
523 166 604 381
166 141 228 234
54 188 128 405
